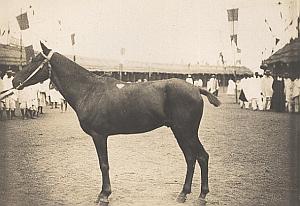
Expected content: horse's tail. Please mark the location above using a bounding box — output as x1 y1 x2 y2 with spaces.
199 88 221 107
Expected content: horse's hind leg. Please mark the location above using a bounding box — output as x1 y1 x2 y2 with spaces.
91 133 111 206
172 129 196 203
192 137 209 199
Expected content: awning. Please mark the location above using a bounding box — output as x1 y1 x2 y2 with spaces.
264 37 300 65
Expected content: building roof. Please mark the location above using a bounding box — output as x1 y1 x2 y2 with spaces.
264 37 300 65
0 44 252 75
0 44 26 66
74 56 253 75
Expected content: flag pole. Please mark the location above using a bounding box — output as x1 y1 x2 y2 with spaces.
7 21 10 45
72 44 75 62
71 33 76 62
20 8 23 68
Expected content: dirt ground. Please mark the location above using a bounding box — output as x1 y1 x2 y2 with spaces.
0 93 299 206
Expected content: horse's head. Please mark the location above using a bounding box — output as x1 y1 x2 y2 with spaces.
13 42 52 90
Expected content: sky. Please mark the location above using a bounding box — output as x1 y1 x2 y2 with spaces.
0 0 299 71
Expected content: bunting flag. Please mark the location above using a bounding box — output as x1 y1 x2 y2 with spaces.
275 38 280 45
219 52 224 64
25 45 35 63
227 8 238 21
71 33 75 45
230 34 237 46
264 18 273 32
16 12 29 30
284 20 293 31
58 20 62 31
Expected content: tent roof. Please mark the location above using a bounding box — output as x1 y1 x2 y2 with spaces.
264 37 300 65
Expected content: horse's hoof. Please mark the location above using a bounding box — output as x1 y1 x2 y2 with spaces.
98 201 109 206
176 193 187 203
199 192 207 199
198 196 207 205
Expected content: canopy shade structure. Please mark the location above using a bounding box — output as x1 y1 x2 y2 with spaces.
262 37 300 76
264 37 300 65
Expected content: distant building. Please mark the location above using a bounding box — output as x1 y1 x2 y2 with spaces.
0 43 26 74
74 56 253 87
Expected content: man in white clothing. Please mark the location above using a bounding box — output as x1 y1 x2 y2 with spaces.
208 74 219 96
194 78 203 88
0 72 4 120
2 70 16 119
250 72 263 111
185 74 193 85
283 73 294 112
261 70 273 110
292 76 300 113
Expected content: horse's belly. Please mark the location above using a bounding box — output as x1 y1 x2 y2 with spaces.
90 110 166 135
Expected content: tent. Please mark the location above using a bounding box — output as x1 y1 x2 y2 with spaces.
263 37 300 76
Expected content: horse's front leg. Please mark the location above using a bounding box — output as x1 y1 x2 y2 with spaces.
92 133 111 206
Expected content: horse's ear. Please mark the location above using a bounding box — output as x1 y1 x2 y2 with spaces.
40 41 51 55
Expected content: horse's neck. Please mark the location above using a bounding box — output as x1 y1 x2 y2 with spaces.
49 53 105 110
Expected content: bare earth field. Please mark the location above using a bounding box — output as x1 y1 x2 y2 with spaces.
0 93 299 206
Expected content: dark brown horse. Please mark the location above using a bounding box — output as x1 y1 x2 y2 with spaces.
12 42 221 205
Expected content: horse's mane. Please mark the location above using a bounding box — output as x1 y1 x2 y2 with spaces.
53 53 99 80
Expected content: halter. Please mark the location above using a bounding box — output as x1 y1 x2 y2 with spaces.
16 50 54 90
0 51 54 101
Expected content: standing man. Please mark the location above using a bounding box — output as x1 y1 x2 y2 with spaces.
292 75 300 113
0 72 4 120
250 72 263 111
283 73 294 112
227 78 235 95
208 74 219 96
18 86 30 120
261 70 274 111
3 70 16 119
185 74 194 85
271 74 285 112
194 77 203 88
37 81 48 115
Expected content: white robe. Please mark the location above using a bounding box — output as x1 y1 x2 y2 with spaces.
249 77 262 99
227 79 235 95
186 77 193 85
207 78 219 93
292 78 300 98
194 79 203 87
261 76 274 97
284 78 293 102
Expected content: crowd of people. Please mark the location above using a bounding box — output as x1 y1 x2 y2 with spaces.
185 71 300 114
186 74 220 96
238 70 300 113
0 70 67 121
1 69 299 121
